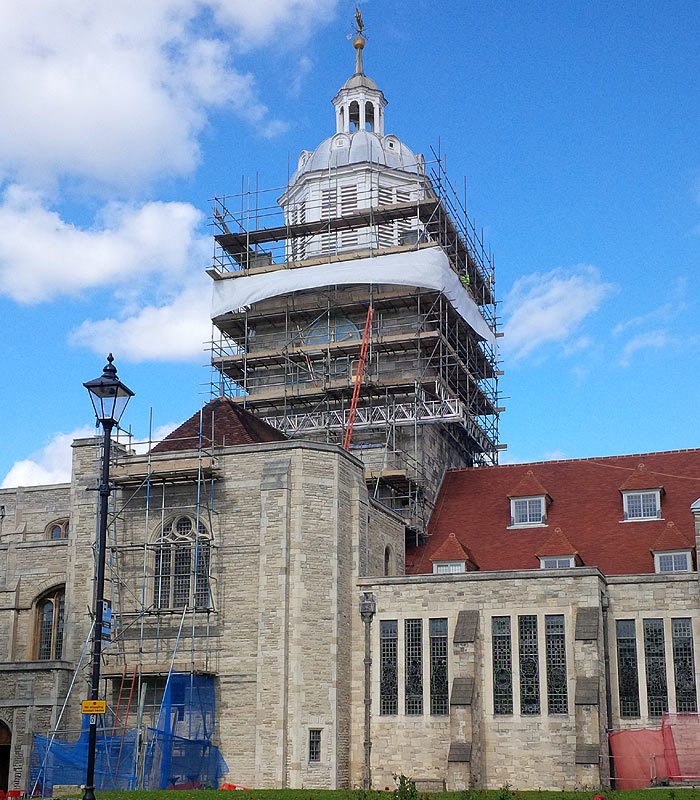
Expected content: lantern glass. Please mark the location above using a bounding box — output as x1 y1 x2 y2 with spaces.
84 355 134 425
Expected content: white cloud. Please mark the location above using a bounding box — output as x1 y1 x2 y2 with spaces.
621 329 669 364
1 426 95 488
0 186 207 303
543 449 567 461
502 266 615 360
0 0 331 188
69 283 212 361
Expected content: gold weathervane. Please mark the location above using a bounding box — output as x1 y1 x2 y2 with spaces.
354 7 364 36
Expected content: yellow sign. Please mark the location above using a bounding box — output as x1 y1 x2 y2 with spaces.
81 700 106 715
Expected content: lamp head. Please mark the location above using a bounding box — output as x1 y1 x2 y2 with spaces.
83 354 134 426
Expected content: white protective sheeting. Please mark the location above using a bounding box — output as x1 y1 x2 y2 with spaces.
211 247 496 346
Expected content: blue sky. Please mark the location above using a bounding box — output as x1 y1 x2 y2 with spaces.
2 0 700 485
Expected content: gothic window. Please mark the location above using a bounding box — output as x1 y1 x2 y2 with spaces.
644 618 668 717
672 618 697 712
616 619 640 717
153 516 211 610
545 615 568 714
379 620 398 715
46 519 69 540
35 587 65 660
492 616 513 714
519 615 540 715
405 618 423 714
429 618 448 715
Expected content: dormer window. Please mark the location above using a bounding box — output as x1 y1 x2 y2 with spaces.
433 561 466 574
510 496 546 527
654 550 692 573
623 490 661 521
539 556 575 569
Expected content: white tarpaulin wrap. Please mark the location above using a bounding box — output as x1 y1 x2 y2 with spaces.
211 247 496 346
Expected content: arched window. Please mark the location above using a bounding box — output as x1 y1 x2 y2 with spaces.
349 101 360 131
384 545 392 576
35 587 65 660
46 519 69 539
365 101 375 131
153 515 211 610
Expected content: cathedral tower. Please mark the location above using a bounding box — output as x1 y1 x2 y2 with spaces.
208 19 499 537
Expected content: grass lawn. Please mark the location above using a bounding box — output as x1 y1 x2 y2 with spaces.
77 789 700 800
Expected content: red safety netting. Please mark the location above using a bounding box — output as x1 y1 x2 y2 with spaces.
609 728 667 790
662 713 700 781
609 713 700 790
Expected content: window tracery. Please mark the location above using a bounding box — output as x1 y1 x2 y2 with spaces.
153 515 211 610
35 587 65 660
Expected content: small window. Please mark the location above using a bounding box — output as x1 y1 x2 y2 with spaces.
655 550 692 573
308 729 321 762
539 557 574 569
384 545 392 576
47 519 69 539
510 496 546 527
433 561 466 574
623 491 661 521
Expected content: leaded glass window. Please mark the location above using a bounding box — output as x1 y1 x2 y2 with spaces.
643 618 668 717
545 615 568 714
616 619 640 717
672 618 697 713
36 587 65 660
379 620 398 715
519 615 540 715
430 618 448 715
492 616 513 714
46 519 69 539
405 618 423 715
153 515 211 610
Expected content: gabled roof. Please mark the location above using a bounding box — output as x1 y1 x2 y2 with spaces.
152 397 286 454
651 521 694 553
507 470 550 499
430 532 475 565
619 462 664 492
536 527 578 558
408 448 700 576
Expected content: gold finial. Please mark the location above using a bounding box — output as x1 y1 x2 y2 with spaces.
352 6 366 74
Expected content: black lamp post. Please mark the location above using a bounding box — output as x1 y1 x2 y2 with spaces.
82 354 133 800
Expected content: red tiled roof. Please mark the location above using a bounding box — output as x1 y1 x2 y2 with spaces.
408 448 700 576
652 521 694 552
152 397 286 453
508 470 550 499
620 462 664 492
536 527 577 558
430 532 472 563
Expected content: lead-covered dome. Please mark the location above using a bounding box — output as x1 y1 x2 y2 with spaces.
294 131 422 178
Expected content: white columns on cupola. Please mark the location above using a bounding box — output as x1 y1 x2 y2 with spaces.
331 29 387 136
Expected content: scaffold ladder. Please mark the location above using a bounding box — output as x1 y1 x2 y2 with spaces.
343 305 374 450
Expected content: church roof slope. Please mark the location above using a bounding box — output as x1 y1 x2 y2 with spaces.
407 449 700 576
152 397 286 453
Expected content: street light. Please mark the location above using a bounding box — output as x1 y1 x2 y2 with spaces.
82 354 133 800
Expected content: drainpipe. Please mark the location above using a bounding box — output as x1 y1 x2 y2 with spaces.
601 592 616 788
359 592 376 789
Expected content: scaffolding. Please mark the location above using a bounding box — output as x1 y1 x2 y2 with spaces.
207 150 501 537
32 413 227 792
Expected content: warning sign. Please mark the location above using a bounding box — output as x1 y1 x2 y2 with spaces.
81 700 106 715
